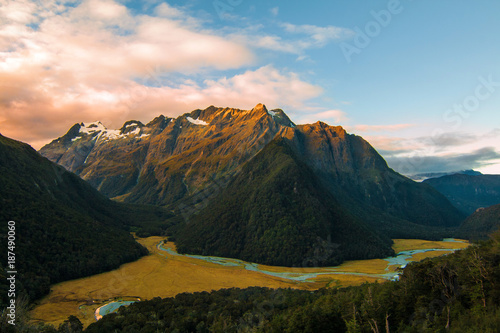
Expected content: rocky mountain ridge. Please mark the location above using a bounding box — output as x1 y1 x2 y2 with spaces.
40 104 296 204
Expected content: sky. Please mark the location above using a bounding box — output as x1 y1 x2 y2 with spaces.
1 0 500 175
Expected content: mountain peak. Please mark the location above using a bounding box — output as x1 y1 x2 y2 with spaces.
253 103 267 110
80 121 107 132
251 103 268 115
120 120 145 134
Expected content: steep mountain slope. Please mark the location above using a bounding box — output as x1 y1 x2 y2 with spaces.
457 203 500 240
423 174 500 215
280 122 465 234
176 138 394 267
0 134 169 305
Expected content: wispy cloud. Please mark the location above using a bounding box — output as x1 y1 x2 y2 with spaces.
351 123 415 133
296 109 348 125
231 21 354 56
270 7 279 17
281 23 354 47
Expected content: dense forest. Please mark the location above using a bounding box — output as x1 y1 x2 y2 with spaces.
0 134 172 307
12 229 499 332
457 203 500 240
176 138 394 267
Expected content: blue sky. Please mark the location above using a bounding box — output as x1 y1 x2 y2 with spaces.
1 0 499 174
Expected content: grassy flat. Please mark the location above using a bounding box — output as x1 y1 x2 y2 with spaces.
392 239 469 253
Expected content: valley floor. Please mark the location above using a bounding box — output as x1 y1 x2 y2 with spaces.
29 236 469 329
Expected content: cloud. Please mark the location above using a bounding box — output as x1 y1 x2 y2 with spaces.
270 7 279 17
351 123 415 133
361 136 417 154
231 22 354 55
296 109 347 125
417 131 500 151
0 0 253 77
363 128 500 175
0 0 258 147
385 147 500 175
154 2 185 19
281 23 354 47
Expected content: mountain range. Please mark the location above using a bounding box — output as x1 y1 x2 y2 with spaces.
39 104 466 266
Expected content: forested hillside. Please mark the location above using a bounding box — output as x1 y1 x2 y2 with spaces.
0 134 170 307
457 203 500 240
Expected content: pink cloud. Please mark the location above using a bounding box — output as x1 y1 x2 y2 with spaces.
351 123 415 132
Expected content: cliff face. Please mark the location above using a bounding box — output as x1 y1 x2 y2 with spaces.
285 122 465 228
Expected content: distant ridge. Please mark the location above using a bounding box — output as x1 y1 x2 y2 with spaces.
409 169 482 182
424 173 500 215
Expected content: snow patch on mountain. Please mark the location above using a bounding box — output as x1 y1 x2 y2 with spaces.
79 122 107 134
267 110 279 117
124 122 140 129
75 122 146 141
187 117 209 126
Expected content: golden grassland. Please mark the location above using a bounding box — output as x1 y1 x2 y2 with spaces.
30 237 317 328
392 238 469 253
30 237 469 329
